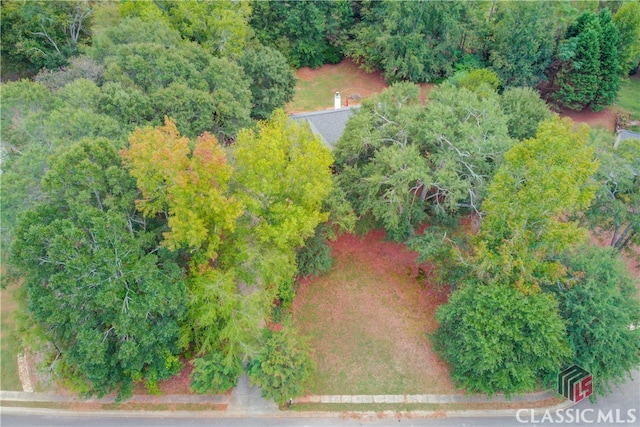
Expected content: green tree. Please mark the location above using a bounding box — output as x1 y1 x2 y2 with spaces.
474 117 598 292
250 0 352 68
0 0 93 76
488 1 560 88
158 0 252 58
233 109 333 256
11 138 186 400
238 45 297 120
553 11 602 110
447 68 500 94
334 83 430 239
614 1 640 75
247 326 315 405
555 246 640 400
500 87 553 141
591 8 621 111
585 130 639 252
90 18 252 140
415 83 513 216
347 0 467 83
433 281 570 395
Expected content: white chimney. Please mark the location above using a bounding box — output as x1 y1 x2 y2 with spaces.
334 92 341 110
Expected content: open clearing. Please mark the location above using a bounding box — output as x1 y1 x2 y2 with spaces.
286 59 435 113
293 230 455 395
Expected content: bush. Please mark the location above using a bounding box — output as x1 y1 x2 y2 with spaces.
296 225 334 277
247 326 315 405
190 352 243 394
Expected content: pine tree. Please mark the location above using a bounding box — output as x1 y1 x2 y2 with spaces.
553 12 601 110
591 9 621 111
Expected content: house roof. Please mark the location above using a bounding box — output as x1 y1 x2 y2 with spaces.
616 129 640 143
290 107 358 150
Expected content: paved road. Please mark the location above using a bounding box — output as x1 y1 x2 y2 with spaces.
2 369 638 427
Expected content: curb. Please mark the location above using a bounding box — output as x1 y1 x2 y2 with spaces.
0 389 575 420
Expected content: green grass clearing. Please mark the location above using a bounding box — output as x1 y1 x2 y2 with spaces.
1 284 23 391
615 77 640 131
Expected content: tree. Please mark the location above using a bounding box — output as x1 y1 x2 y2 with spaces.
238 45 297 120
233 109 333 256
247 326 315 405
250 0 352 68
585 129 639 252
11 138 186 400
447 68 500 94
488 1 559 88
474 117 598 293
347 0 468 83
157 0 252 58
614 1 640 75
500 87 553 141
334 82 430 239
334 82 513 240
122 119 243 264
433 281 570 395
591 9 621 111
0 0 93 76
415 83 513 216
90 18 252 140
553 11 602 110
554 246 640 400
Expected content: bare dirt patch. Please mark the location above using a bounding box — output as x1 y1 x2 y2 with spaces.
294 230 454 395
558 107 617 132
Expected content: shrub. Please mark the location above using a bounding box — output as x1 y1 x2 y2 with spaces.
190 352 243 394
247 326 315 405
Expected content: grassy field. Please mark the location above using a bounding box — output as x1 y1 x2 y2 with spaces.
615 77 640 130
1 284 23 391
293 231 454 396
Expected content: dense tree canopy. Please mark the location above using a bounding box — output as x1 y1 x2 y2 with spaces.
585 130 640 252
250 0 352 68
614 1 640 75
11 138 186 400
488 1 560 88
0 0 93 75
555 246 640 399
434 281 570 395
474 117 598 293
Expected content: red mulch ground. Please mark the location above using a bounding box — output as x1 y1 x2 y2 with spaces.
558 107 617 132
294 229 455 394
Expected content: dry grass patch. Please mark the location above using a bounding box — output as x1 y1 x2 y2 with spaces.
1 284 23 391
294 230 454 395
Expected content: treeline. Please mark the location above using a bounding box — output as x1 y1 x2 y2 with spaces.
254 0 640 113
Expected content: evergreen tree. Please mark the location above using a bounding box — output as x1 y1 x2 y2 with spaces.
591 9 621 111
553 12 601 110
614 1 640 75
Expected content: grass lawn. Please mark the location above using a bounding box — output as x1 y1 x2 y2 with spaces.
615 77 640 130
1 284 23 391
285 59 435 114
293 230 455 396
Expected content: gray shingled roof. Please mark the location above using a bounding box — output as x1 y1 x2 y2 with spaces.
616 129 640 143
290 107 358 150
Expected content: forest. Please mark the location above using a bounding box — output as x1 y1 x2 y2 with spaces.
1 0 639 404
